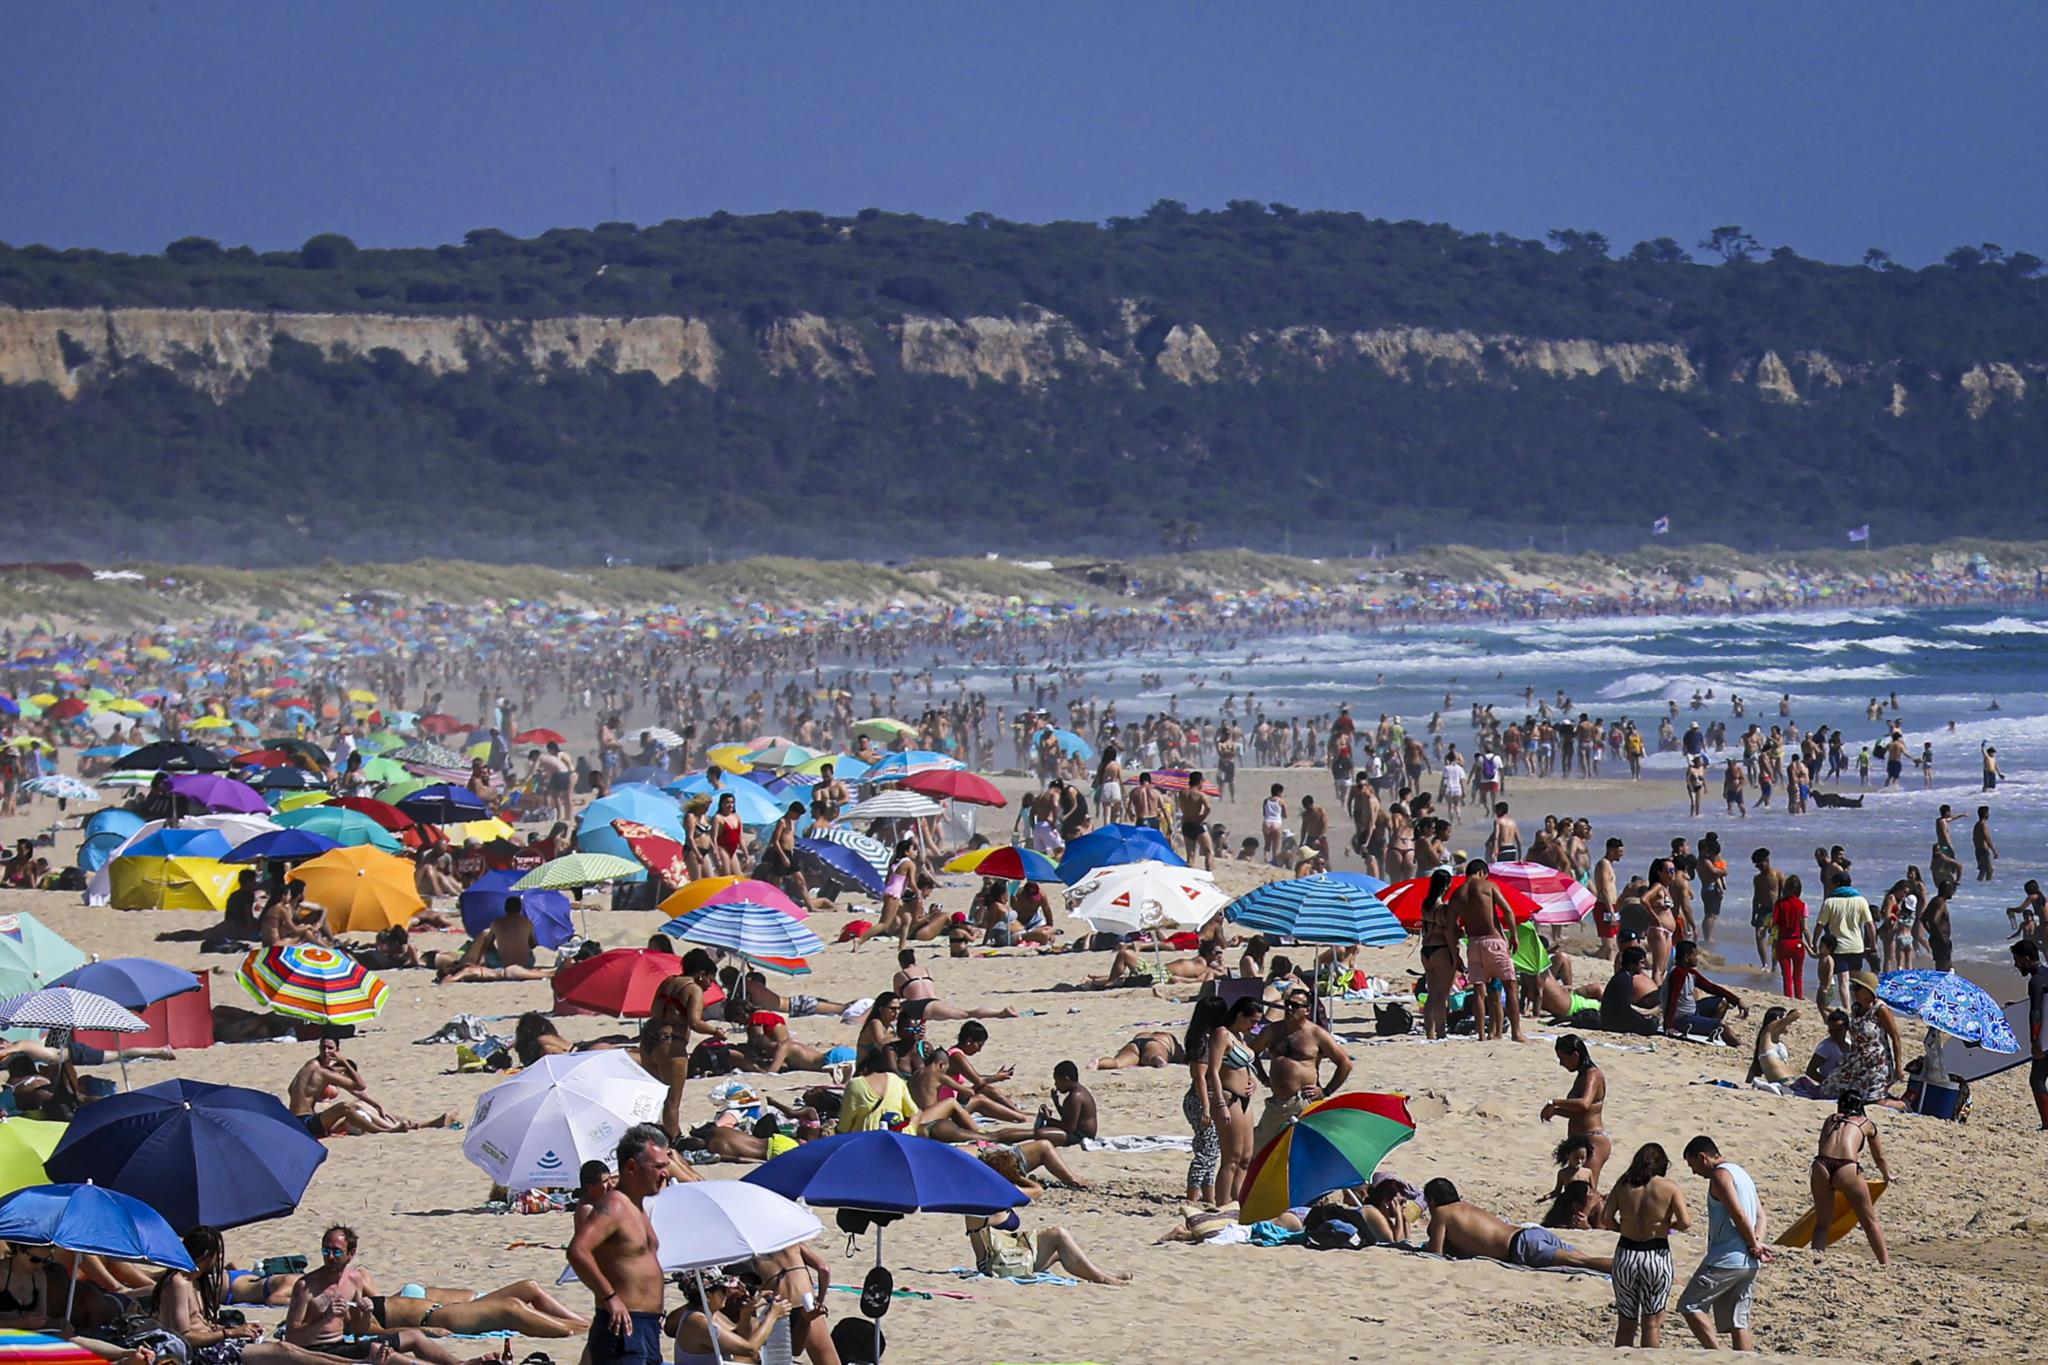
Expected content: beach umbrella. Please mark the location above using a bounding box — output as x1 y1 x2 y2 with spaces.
849 718 918 743
744 742 822 769
859 751 965 784
515 852 642 891
942 845 1060 882
230 749 294 769
237 943 389 1024
1146 769 1221 796
808 826 891 875
327 796 416 832
1487 861 1599 925
286 845 423 933
551 948 683 1018
1324 871 1391 895
902 769 1006 806
246 766 325 793
462 1053 666 1191
1379 875 1541 931
272 806 404 853
844 790 942 821
1054 823 1184 884
0 988 145 1035
20 776 98 804
661 902 825 965
0 1332 106 1365
1237 1092 1417 1223
225 828 343 863
704 743 755 774
44 1078 327 1231
666 775 784 827
394 783 490 826
0 1119 66 1199
0 1183 194 1275
1227 875 1406 947
259 738 328 766
107 855 239 912
1876 970 2019 1052
1031 727 1094 760
164 774 267 815
390 740 467 770
110 741 226 772
644 1179 820 1270
50 959 200 1010
791 753 869 780
43 700 89 722
122 828 233 860
659 877 805 920
744 1129 1025 1215
458 869 574 948
795 836 884 897
512 728 565 745
0 917 86 999
1065 861 1227 936
610 819 690 887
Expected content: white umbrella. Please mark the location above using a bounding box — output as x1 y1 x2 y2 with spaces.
1065 860 1226 935
462 1052 666 1191
843 791 942 821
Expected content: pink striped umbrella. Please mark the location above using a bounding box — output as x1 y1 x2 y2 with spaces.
1487 861 1599 924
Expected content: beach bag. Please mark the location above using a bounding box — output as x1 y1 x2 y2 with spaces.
1302 1204 1372 1250
103 1313 186 1364
1479 754 1499 783
832 1318 886 1363
1373 1002 1413 1037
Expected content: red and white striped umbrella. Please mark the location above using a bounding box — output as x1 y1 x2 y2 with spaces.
1487 861 1599 925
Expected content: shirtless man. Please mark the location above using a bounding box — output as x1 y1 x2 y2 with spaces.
1750 848 1783 971
1423 1178 1611 1271
1486 802 1521 863
1348 774 1384 877
1591 837 1625 960
566 1124 675 1365
1603 1144 1693 1348
1450 860 1525 1042
810 763 849 830
1539 1034 1610 1184
1023 1060 1099 1147
288 1037 451 1135
1176 774 1215 872
284 1225 457 1364
1298 795 1329 866
435 905 546 984
1250 986 1352 1152
1126 772 1167 839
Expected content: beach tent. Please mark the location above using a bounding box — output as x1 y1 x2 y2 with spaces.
107 855 239 912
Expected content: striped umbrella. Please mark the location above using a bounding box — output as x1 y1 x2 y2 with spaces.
843 790 942 821
661 902 825 966
859 750 965 783
808 826 890 876
1238 1093 1417 1223
1486 862 1599 925
794 837 884 896
659 877 806 920
20 776 98 804
0 1331 120 1365
515 852 643 891
943 845 1061 882
1146 769 1222 796
0 988 145 1034
1226 874 1406 946
237 944 388 1024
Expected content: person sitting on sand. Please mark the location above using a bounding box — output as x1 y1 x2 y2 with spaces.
1660 940 1749 1045
737 1011 835 1075
1541 1180 1598 1231
288 1037 454 1136
963 1208 1129 1285
284 1225 487 1365
415 851 463 902
937 1022 1033 1121
1422 1177 1611 1271
1092 1030 1186 1070
433 903 548 984
665 1269 789 1365
1545 1136 1604 1228
1020 1060 1098 1146
352 926 425 972
1746 1006 1799 1089
157 1228 409 1365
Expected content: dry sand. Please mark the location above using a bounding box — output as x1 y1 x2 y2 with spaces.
4 768 2044 1365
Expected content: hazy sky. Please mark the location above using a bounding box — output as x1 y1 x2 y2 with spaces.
6 2 2043 265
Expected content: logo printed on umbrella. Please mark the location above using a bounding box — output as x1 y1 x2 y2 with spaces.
478 1140 510 1164
535 1150 564 1172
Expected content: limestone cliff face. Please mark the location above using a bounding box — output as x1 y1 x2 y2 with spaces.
0 304 2038 418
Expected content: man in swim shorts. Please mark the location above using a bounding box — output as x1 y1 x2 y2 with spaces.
1450 860 1525 1042
1422 1178 1611 1270
566 1124 672 1365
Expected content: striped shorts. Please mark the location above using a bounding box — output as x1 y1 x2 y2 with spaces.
1612 1240 1674 1319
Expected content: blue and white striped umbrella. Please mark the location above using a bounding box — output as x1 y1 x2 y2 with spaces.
1226 875 1406 946
795 836 885 896
661 902 826 963
808 826 891 876
860 751 965 783
22 776 100 803
1876 970 2019 1052
0 986 148 1034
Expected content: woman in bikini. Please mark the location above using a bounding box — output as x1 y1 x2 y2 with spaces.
1416 868 1459 1040
1093 1030 1187 1070
1810 1095 1892 1263
1746 1005 1799 1088
852 840 920 949
1205 996 1263 1206
1540 1034 1611 1185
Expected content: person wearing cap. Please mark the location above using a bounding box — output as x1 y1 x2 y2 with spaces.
2013 938 2048 1129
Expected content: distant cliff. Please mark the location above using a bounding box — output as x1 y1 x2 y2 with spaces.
2 205 2044 564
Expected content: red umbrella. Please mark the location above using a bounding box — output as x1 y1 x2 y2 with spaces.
903 769 1007 806
269 696 315 711
612 818 690 886
330 796 417 830
416 714 469 736
1379 875 1541 930
231 749 295 768
514 728 566 745
1487 861 1600 925
1147 768 1222 796
45 698 89 720
552 948 684 1018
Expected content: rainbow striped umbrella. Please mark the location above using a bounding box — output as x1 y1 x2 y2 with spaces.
0 1329 122 1365
237 944 388 1024
942 845 1060 882
1238 1092 1416 1223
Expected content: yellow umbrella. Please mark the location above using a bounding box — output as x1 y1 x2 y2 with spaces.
0 1116 66 1198
186 716 233 731
450 817 515 843
704 743 754 774
102 699 150 715
108 855 240 911
26 694 56 708
139 645 172 661
347 689 378 704
287 845 424 934
275 791 333 813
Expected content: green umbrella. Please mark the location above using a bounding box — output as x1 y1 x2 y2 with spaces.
375 778 432 804
356 757 409 785
272 806 404 852
513 853 640 890
0 912 89 998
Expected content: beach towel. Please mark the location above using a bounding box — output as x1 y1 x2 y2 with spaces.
1079 1134 1193 1154
939 1267 1079 1286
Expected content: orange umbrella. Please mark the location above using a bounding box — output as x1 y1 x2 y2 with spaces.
286 845 424 934
658 876 805 919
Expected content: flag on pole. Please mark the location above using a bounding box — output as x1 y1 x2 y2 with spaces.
1847 524 1870 543
1651 517 1670 535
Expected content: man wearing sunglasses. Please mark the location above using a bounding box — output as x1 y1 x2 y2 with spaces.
1249 987 1352 1153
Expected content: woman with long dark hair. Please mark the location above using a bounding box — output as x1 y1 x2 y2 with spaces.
1600 1143 1690 1348
1416 868 1458 1038
1180 994 1227 1204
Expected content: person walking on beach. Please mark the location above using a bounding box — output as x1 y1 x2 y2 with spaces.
1678 1135 1768 1352
1808 1095 1891 1264
566 1123 672 1365
1176 773 1215 872
1972 805 1998 882
1539 1034 1609 1183
2014 939 2048 1130
1604 1143 1691 1349
1591 836 1624 959
1451 860 1525 1043
1749 849 1781 971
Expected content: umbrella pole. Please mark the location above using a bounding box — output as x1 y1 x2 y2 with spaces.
692 1268 725 1365
63 1255 79 1329
118 1052 130 1092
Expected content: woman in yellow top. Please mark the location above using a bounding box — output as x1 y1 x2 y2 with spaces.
837 1050 919 1134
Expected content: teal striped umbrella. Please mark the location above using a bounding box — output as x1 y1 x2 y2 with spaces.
1226 874 1405 946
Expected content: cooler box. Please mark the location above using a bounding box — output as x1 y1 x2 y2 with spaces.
74 974 215 1051
1913 1081 1962 1121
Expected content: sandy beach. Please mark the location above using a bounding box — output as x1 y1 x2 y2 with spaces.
2 762 2042 1365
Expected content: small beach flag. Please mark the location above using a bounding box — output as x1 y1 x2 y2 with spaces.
1848 524 1870 542
1651 516 1670 535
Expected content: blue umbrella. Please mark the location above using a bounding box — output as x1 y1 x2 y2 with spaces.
1227 875 1406 946
394 783 490 825
1876 970 2020 1052
661 902 826 963
1056 823 1184 884
795 836 884 896
46 1077 329 1231
459 868 575 948
50 957 201 1009
1032 727 1095 760
225 828 343 863
1325 870 1392 895
860 751 964 783
574 789 687 880
661 777 782 828
743 1130 1026 1215
121 827 233 860
0 1182 194 1269
78 809 147 874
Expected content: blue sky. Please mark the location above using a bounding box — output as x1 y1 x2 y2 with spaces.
4 2 2043 265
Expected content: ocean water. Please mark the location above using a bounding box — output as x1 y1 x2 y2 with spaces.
957 603 2048 966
